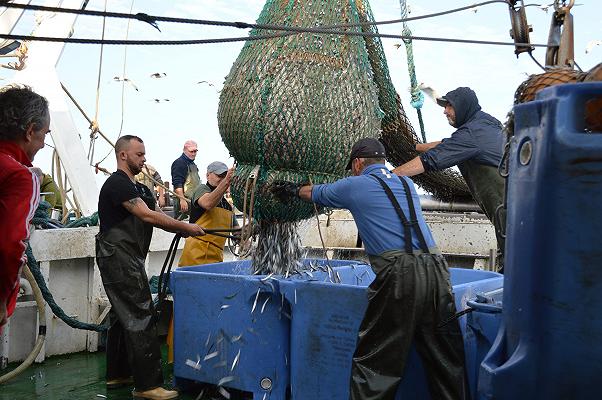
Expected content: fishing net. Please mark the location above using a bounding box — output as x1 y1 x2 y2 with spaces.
219 0 473 225
356 1 471 202
508 63 602 133
218 0 383 223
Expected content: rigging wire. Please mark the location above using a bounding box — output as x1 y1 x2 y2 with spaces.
0 31 549 48
0 0 547 48
0 1 513 32
87 0 108 164
93 0 136 167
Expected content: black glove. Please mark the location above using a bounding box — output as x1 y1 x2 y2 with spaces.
271 181 301 203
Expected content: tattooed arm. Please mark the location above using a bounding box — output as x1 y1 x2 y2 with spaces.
122 197 204 236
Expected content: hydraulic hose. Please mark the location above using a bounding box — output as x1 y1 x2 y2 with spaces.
0 265 47 384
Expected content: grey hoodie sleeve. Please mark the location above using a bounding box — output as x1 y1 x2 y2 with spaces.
420 128 480 171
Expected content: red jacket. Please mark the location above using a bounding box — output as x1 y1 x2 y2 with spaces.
0 141 39 318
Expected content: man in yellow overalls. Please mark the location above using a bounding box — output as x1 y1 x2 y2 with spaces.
178 161 235 266
168 162 235 362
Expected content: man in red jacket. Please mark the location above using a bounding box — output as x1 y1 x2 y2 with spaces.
0 86 50 328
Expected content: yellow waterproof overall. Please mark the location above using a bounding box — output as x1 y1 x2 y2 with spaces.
167 204 233 362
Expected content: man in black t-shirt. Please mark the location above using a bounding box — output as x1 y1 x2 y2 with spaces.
96 135 204 400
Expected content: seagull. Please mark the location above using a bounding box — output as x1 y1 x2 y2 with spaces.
150 72 167 78
112 76 138 91
585 40 601 54
416 83 440 103
151 98 170 103
197 80 215 87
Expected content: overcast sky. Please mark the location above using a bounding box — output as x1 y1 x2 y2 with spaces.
2 0 600 194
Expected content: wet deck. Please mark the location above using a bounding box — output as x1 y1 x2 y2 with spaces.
0 346 238 400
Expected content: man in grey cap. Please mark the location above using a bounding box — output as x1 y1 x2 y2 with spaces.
178 161 235 267
393 86 506 271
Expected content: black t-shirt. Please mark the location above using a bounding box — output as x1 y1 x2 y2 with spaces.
98 169 156 233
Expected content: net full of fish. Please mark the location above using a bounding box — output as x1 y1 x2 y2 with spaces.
218 0 472 275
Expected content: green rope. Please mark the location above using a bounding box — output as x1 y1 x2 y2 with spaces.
25 244 107 332
399 0 427 143
25 201 104 331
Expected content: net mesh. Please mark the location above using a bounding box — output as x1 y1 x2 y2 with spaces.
218 0 472 223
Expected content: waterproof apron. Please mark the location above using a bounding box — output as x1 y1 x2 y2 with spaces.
458 160 505 269
95 188 164 391
167 203 234 362
350 175 467 400
178 205 233 266
175 163 200 218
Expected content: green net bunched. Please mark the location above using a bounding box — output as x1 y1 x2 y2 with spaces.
219 0 472 226
356 1 471 202
218 0 383 222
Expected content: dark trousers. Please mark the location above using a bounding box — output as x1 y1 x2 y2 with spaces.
97 248 164 391
350 252 468 400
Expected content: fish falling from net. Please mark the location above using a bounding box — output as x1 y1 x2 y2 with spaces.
252 221 304 276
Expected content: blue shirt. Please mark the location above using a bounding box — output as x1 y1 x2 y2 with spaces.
171 153 195 189
311 164 437 256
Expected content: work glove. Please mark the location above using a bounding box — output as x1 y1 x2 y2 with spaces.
271 181 301 203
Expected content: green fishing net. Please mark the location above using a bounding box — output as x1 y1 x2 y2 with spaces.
219 0 471 223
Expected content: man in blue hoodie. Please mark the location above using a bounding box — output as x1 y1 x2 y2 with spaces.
393 87 505 271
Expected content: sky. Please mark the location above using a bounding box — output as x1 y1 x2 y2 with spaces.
1 0 600 198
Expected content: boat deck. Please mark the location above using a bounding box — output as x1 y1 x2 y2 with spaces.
0 346 241 400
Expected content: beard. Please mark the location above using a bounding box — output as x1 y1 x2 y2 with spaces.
128 159 143 175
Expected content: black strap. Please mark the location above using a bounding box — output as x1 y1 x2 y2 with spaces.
397 175 431 253
371 174 430 254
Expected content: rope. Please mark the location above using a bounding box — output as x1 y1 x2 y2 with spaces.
87 0 108 164
61 82 186 202
25 244 106 331
308 177 339 284
236 166 260 258
0 0 554 48
94 0 136 168
0 1 513 31
399 0 427 143
0 31 549 49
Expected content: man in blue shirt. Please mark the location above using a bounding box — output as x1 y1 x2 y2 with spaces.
393 87 505 271
272 138 467 400
170 140 201 218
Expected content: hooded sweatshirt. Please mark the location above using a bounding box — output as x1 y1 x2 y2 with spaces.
420 87 504 171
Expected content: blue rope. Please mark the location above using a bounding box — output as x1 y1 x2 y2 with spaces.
399 0 427 142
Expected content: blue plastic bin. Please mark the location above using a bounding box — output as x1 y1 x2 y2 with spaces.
278 267 503 399
479 83 602 399
171 259 365 399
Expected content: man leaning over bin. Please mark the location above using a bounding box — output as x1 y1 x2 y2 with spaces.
271 138 468 400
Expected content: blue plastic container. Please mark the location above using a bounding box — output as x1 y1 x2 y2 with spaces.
479 83 602 399
279 267 503 399
171 259 365 399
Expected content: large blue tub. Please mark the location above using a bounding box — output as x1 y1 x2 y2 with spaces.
172 260 502 399
279 266 502 399
171 259 364 399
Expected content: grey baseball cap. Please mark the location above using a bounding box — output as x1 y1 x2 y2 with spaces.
207 161 228 175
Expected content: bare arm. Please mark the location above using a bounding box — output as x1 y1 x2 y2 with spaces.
298 185 313 202
157 185 166 208
123 198 204 236
174 188 189 212
416 141 442 152
392 156 425 177
198 169 234 210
